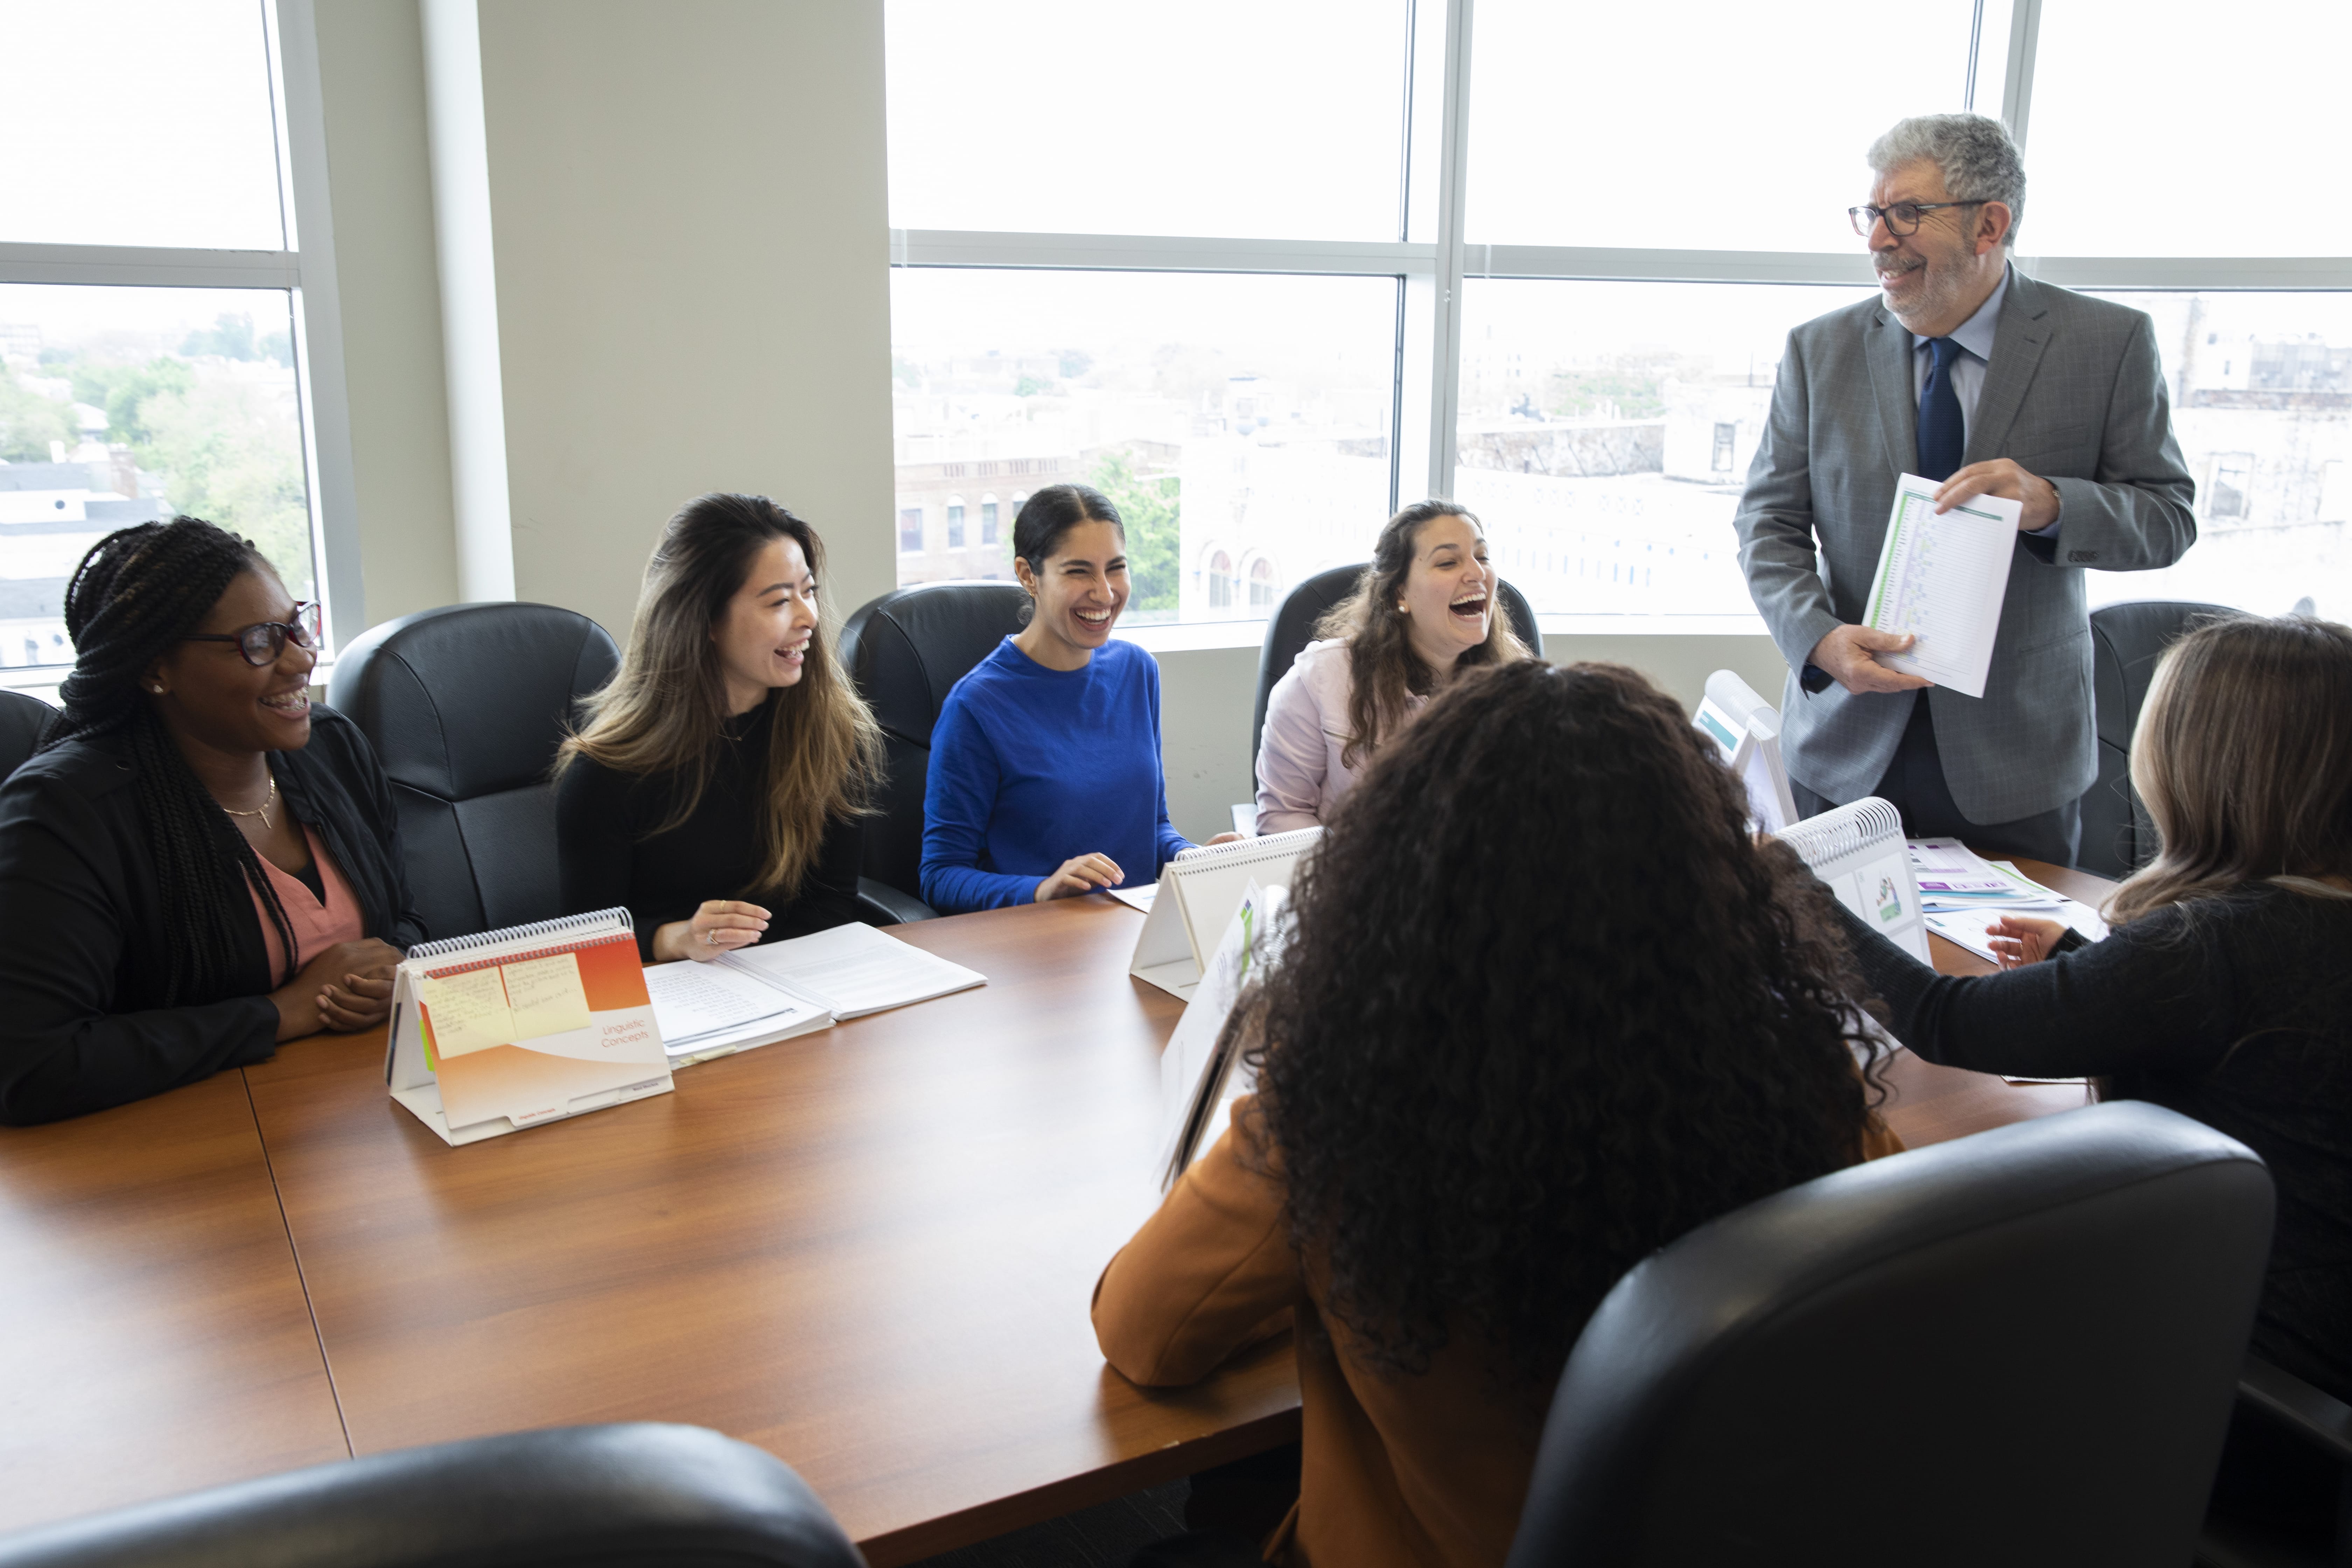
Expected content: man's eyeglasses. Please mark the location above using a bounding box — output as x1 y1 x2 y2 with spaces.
181 602 323 667
1848 199 1984 238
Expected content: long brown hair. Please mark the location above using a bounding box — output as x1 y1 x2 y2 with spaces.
2109 613 2352 924
1316 499 1529 768
556 493 882 899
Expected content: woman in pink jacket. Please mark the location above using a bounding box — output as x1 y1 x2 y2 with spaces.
1254 500 1532 832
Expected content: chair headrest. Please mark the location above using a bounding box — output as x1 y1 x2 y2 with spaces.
326 603 620 802
1509 1101 2273 1565
840 581 1032 748
2088 600 2236 751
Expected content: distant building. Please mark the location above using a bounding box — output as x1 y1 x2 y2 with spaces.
0 458 172 668
893 452 1076 584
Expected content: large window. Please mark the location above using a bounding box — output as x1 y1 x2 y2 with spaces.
888 268 1396 618
883 0 2352 631
0 0 348 680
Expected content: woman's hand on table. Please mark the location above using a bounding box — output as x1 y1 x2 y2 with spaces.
653 899 772 963
1036 853 1123 902
272 938 405 1040
1204 832 1245 846
1987 915 2067 969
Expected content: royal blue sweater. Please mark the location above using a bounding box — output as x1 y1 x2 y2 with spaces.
920 637 1191 913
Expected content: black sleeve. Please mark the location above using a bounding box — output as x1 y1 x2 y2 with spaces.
0 777 278 1126
555 756 660 959
770 814 865 941
1834 899 2236 1080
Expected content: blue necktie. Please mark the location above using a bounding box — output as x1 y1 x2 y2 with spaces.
1917 337 1965 482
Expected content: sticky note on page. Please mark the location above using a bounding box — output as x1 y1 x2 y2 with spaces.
499 952 593 1038
418 968 515 1059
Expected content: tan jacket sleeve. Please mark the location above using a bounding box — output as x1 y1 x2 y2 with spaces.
1092 1097 1302 1387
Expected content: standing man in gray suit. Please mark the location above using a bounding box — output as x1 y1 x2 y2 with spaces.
1734 113 2195 864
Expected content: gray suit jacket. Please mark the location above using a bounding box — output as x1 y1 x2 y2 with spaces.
1733 266 2196 822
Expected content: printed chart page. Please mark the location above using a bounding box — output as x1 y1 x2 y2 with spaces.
1863 472 2020 699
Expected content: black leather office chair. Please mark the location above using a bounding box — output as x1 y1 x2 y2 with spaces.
0 1423 864 1568
838 581 1031 920
1249 564 1543 769
2197 1356 2352 1568
2079 600 2235 879
1506 1101 2274 1568
327 602 619 940
0 688 56 782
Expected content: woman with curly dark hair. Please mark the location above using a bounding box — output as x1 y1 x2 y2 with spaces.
1095 659 1899 1568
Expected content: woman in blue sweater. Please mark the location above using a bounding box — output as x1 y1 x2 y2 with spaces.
921 485 1225 912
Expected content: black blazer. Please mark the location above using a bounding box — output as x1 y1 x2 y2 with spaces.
0 705 426 1126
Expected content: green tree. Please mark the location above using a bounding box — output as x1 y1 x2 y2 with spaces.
1091 448 1178 615
69 356 195 448
0 367 74 462
137 378 313 597
181 312 257 360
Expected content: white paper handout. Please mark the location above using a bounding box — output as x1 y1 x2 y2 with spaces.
1155 881 1290 1190
721 921 984 1020
1862 472 2021 699
643 958 832 1065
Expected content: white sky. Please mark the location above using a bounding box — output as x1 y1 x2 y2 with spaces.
0 284 293 355
0 0 284 252
2029 0 2352 256
1466 0 1979 251
890 268 1396 378
886 0 1410 240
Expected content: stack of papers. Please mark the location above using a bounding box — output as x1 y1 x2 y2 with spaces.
644 922 987 1067
1906 839 2108 963
644 959 832 1065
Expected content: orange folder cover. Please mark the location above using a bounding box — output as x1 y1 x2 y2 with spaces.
385 908 672 1144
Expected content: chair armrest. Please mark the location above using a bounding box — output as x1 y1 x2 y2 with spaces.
0 1423 863 1568
2240 1355 2352 1468
858 877 937 926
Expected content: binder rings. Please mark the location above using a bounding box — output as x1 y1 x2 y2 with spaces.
385 908 672 1145
1773 797 1932 963
1128 827 1321 999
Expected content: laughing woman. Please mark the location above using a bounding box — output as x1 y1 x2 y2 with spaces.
920 484 1221 913
556 493 882 961
0 519 422 1125
1254 500 1529 833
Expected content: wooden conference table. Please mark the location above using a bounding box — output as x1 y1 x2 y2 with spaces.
0 859 2108 1562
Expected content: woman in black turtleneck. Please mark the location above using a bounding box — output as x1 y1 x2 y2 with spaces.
554 493 882 963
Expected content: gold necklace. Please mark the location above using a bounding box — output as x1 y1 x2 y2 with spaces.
220 776 278 833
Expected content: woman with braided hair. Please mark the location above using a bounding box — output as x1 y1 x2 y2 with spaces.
0 518 424 1125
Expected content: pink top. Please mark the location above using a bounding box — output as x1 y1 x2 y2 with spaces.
247 825 365 983
1254 639 1429 833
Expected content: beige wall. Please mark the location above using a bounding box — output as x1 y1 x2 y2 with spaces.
475 0 897 643
312 0 462 625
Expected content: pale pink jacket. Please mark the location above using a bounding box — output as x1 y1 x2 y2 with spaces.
1254 639 1428 833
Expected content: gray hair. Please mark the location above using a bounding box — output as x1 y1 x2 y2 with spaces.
1868 113 2026 247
